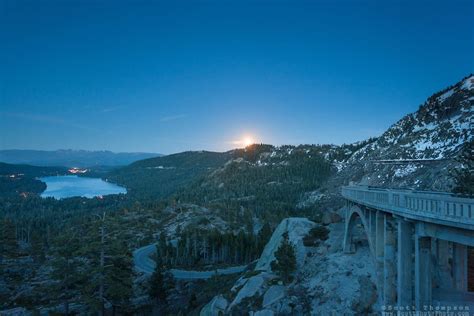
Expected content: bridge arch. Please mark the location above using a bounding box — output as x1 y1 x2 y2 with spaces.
342 204 375 258
342 185 474 309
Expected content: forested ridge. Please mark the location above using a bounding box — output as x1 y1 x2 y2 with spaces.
107 150 233 199
178 144 333 218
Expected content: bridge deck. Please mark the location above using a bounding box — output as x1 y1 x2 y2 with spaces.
341 186 474 231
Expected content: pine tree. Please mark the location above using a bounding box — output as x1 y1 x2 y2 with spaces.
106 240 133 315
270 232 296 283
149 255 167 303
149 254 175 314
30 229 45 264
1 218 18 260
258 222 273 252
51 232 83 316
79 213 133 315
187 293 198 311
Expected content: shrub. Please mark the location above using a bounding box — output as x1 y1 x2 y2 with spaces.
303 226 329 246
270 232 296 283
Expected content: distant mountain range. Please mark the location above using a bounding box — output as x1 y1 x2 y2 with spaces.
0 149 162 167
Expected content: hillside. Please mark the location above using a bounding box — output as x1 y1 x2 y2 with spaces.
177 144 356 222
331 74 474 191
107 151 234 199
0 162 68 197
0 149 161 167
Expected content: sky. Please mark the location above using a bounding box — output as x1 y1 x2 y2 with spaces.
1 0 473 154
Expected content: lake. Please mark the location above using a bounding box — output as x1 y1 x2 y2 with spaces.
39 175 127 199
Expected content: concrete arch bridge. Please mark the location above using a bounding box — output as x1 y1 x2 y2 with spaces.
341 185 474 309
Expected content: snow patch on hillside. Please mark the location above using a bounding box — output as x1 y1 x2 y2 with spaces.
394 164 417 178
437 89 454 103
461 75 474 90
413 121 439 132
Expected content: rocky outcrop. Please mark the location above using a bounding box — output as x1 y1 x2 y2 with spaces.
255 217 316 272
200 216 378 315
262 285 285 308
200 295 228 316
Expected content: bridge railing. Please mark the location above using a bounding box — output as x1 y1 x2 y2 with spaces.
341 186 474 227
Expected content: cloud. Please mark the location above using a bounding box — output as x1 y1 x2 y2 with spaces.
227 139 246 145
160 114 187 122
2 112 100 132
101 106 125 113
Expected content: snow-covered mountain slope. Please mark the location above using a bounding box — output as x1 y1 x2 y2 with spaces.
331 75 473 191
350 75 473 162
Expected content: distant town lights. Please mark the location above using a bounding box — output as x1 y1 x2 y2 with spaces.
68 167 88 174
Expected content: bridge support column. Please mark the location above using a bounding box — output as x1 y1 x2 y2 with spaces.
370 210 377 245
343 207 356 254
384 214 396 305
453 243 468 291
397 219 413 306
437 239 452 289
415 234 432 308
375 211 385 299
368 209 373 239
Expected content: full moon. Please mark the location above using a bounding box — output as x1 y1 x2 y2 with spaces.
243 137 254 147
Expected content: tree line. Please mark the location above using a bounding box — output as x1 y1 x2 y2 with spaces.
154 223 273 269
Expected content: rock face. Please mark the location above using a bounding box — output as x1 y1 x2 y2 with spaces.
262 285 286 307
201 217 378 315
321 211 342 225
200 295 228 316
252 309 274 316
255 217 316 272
228 275 265 309
351 276 378 314
301 222 378 315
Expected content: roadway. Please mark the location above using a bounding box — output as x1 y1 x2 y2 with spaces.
133 243 248 280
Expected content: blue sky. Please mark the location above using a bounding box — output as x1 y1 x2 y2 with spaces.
1 0 473 154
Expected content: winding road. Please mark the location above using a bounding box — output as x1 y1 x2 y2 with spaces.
133 244 247 280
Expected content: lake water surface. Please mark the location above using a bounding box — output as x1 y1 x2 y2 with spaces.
39 175 126 199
